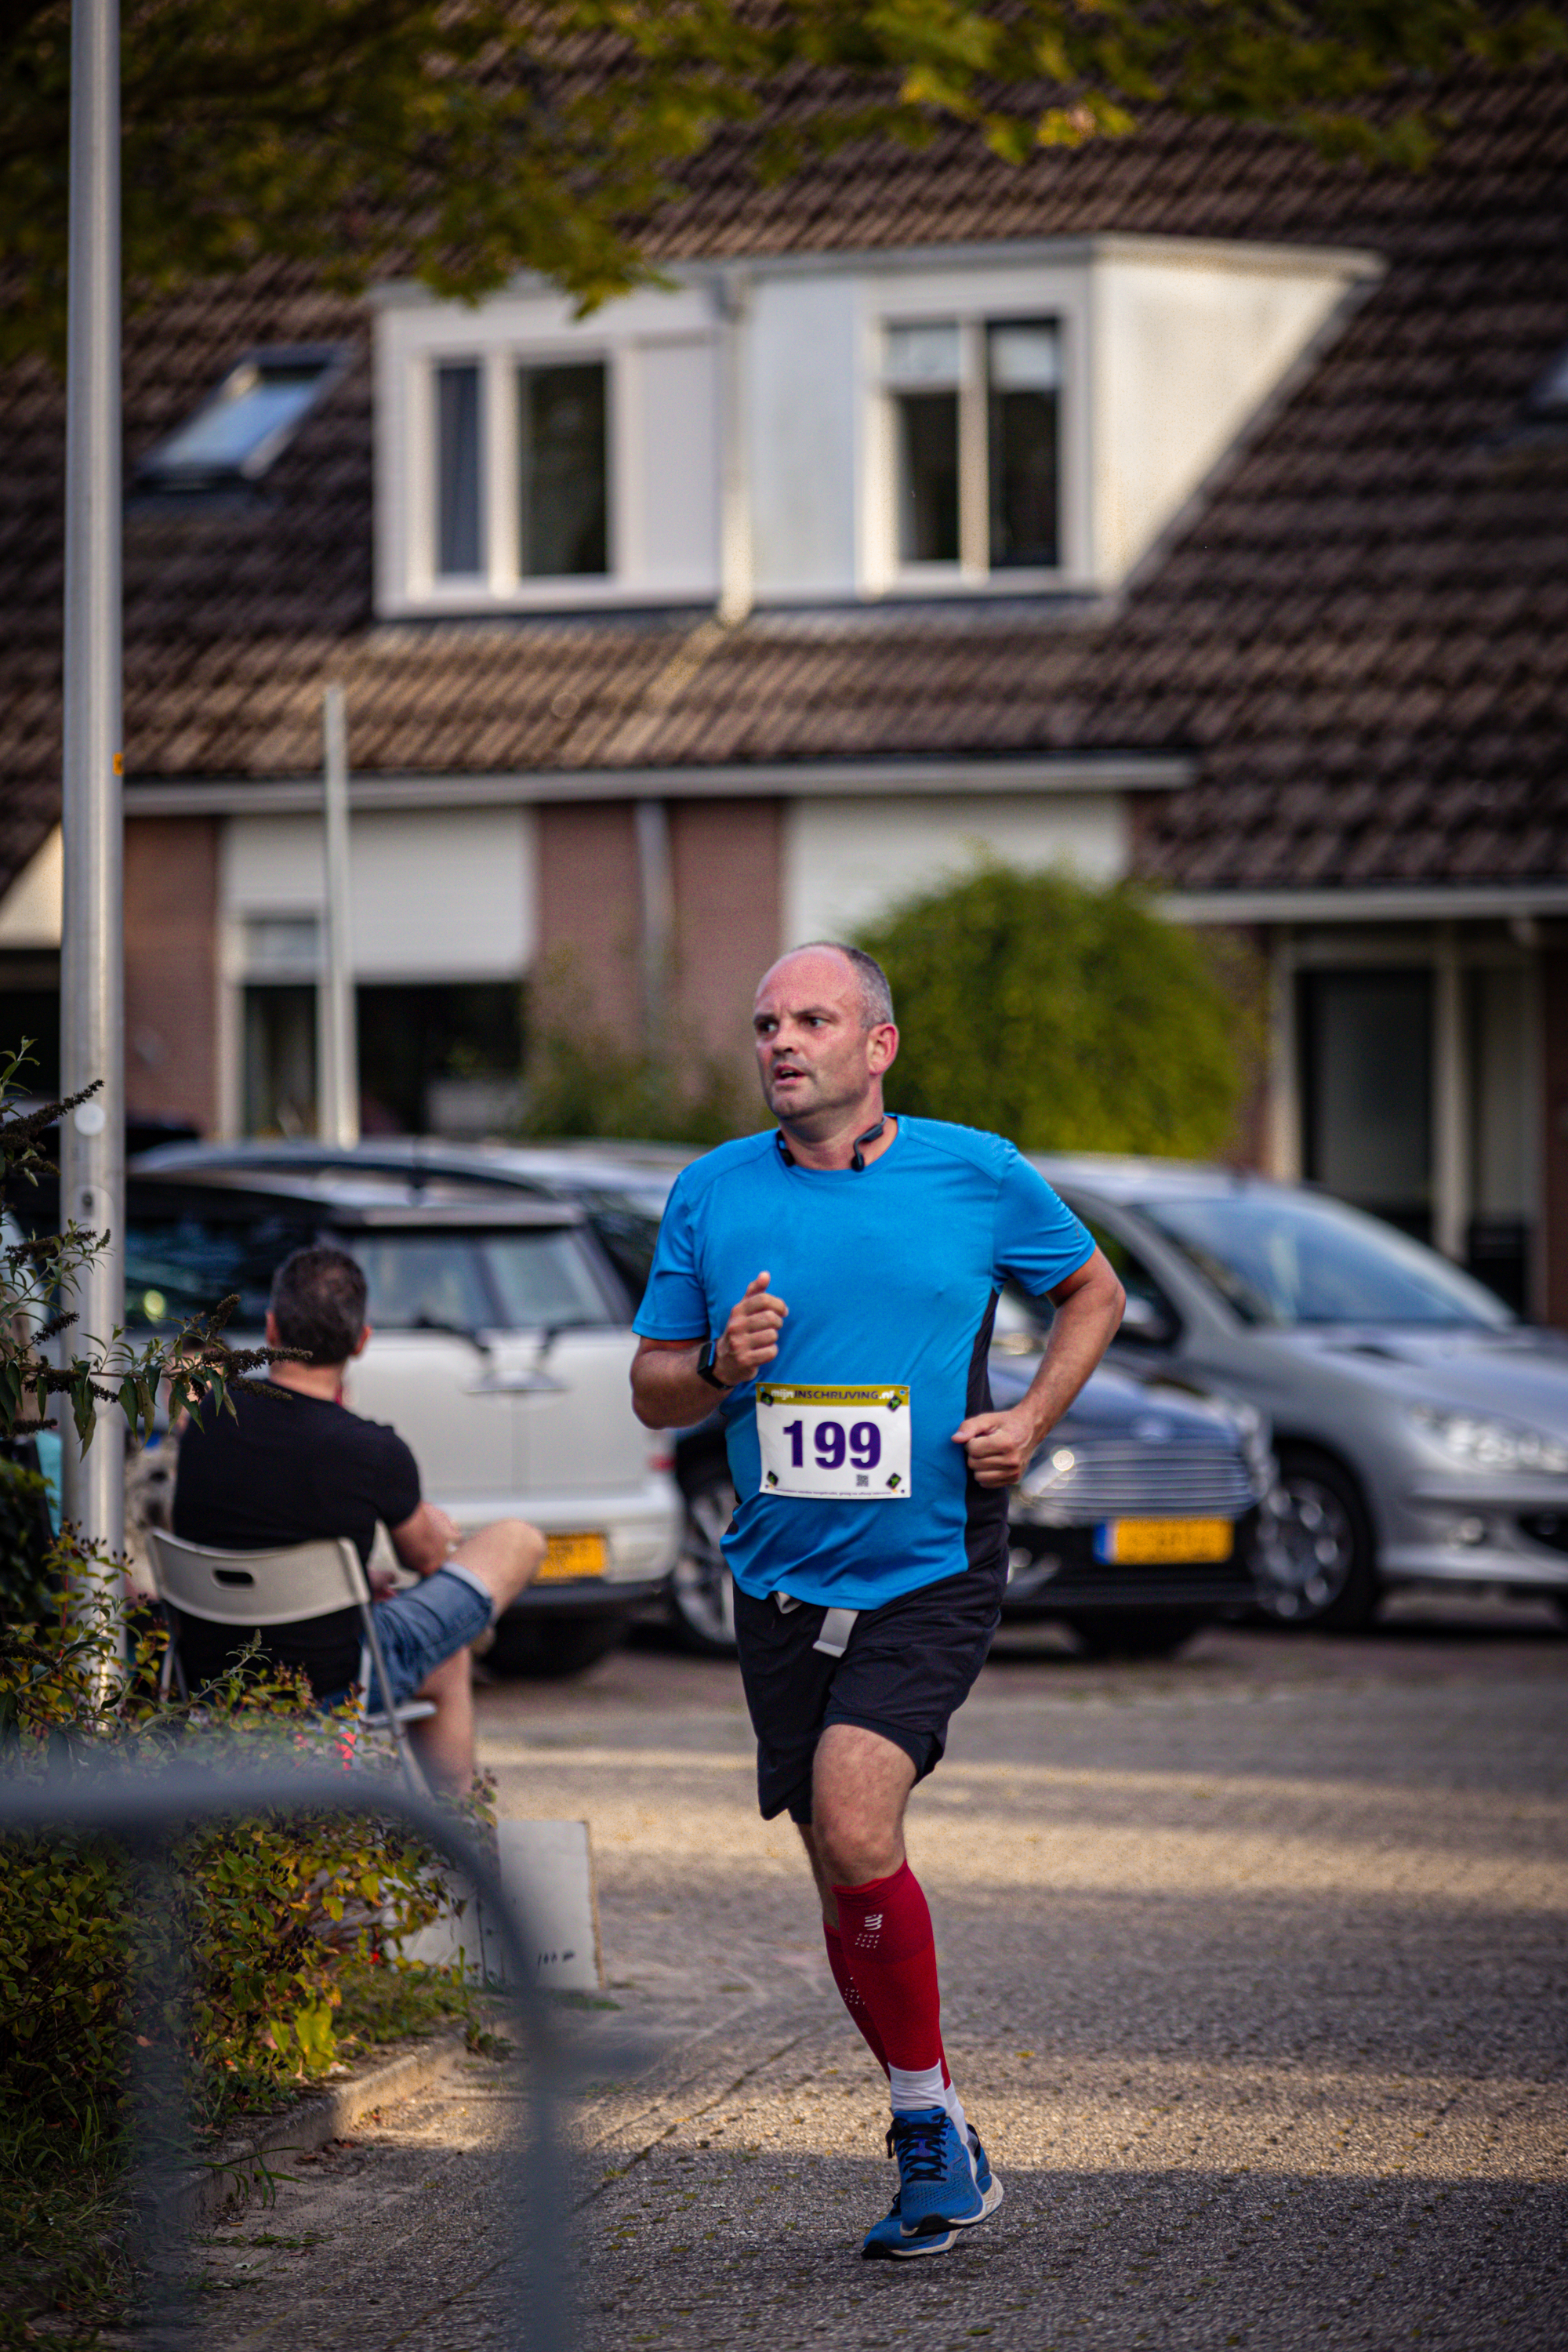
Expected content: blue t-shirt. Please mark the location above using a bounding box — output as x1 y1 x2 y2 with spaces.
633 1116 1094 1608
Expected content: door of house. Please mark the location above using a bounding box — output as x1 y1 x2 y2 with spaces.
1301 967 1433 1243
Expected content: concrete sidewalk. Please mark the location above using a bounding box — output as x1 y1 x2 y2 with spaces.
188 1624 1567 2350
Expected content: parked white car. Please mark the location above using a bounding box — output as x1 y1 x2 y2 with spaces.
115 1162 684 1674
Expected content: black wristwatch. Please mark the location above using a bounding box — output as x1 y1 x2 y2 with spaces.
696 1337 735 1391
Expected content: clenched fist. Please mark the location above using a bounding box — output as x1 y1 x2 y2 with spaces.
951 1405 1042 1489
714 1270 789 1384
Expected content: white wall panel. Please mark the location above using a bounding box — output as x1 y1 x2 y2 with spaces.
749 276 860 597
638 337 720 589
223 806 536 979
782 793 1129 949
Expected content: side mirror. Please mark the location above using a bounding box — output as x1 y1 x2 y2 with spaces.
1118 1291 1177 1347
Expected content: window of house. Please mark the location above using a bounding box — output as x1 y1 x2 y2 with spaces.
987 321 1059 568
431 353 612 585
436 361 485 576
884 316 1060 576
520 362 608 575
136 349 342 492
887 324 961 564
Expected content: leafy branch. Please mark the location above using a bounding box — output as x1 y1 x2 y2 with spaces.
0 1045 278 1451
2 1 1564 367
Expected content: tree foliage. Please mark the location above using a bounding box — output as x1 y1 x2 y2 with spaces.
0 1045 274 1453
857 861 1261 1158
2 0 1563 365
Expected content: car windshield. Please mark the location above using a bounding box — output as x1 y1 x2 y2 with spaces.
123 1208 325 1329
1135 1190 1516 1330
353 1230 615 1333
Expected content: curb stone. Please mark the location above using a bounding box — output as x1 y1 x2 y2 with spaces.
177 2029 472 2229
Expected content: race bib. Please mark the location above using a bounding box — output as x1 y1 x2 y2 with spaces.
755 1382 912 1501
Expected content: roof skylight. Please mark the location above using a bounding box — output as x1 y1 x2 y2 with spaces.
1528 341 1568 416
135 347 343 491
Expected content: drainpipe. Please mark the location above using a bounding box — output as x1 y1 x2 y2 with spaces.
636 798 673 1058
318 685 359 1145
717 268 753 627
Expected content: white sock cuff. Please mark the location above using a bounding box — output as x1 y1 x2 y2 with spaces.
888 2062 947 2113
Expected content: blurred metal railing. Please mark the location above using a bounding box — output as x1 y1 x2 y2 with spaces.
0 1764 569 2350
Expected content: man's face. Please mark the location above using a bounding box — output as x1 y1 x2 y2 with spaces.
752 949 896 1130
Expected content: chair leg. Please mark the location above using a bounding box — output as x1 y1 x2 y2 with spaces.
358 1605 430 1797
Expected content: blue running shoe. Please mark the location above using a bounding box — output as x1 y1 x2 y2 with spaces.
861 2190 954 2261
885 2107 984 2238
953 2125 1004 2229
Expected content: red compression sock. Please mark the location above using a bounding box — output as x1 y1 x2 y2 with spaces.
830 1863 944 2082
823 1921 888 2072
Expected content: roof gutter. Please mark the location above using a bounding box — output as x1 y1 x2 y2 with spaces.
1159 883 1568 925
123 753 1192 818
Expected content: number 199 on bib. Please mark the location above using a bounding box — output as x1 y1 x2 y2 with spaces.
755 1383 912 1501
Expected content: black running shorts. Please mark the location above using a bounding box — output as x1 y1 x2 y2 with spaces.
732 1559 1007 1824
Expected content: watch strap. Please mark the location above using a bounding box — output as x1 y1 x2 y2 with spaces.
696 1337 733 1390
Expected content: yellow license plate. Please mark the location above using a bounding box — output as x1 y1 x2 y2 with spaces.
1099 1518 1234 1565
536 1532 608 1583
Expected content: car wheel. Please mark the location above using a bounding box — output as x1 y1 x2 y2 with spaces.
667 1468 738 1657
1257 1447 1379 1631
1064 1608 1205 1661
488 1611 630 1678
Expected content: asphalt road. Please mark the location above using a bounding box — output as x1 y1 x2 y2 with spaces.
194 1596 1568 2351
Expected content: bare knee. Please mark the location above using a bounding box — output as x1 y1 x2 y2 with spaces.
452 1517 544 1613
417 1646 471 1704
811 1724 914 1888
812 1804 903 1892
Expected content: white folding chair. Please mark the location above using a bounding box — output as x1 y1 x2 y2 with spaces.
143 1528 434 1793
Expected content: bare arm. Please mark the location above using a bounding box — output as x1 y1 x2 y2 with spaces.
630 1271 789 1429
952 1247 1127 1488
388 1498 463 1575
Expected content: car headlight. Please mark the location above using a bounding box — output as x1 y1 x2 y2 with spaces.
1407 1403 1568 1476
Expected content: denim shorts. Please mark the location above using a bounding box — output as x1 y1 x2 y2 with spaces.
320 1563 495 1714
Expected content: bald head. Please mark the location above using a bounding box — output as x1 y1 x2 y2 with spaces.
752 943 898 1144
764 942 894 1029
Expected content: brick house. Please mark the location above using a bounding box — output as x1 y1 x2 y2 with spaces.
1 65 1566 1311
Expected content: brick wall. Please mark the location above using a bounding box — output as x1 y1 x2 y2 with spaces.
669 797 782 1085
535 801 642 1036
124 816 220 1133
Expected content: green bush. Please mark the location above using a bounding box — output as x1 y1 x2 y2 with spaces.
857 861 1262 1157
0 1553 485 2178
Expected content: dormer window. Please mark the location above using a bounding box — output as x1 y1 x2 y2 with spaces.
435 361 484 576
434 356 611 583
519 362 608 576
136 347 342 492
377 239 1379 615
884 315 1060 579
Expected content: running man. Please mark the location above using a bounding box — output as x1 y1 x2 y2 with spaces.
630 942 1125 2258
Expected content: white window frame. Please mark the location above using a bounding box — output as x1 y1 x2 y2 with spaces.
376 281 720 616
858 260 1092 597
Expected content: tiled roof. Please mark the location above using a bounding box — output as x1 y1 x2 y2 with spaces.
2 65 1566 902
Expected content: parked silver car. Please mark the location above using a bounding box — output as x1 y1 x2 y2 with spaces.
1028 1156 1568 1629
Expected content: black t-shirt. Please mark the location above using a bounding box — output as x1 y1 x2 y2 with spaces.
171 1382 422 1697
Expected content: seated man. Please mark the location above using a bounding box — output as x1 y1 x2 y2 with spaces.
172 1243 543 1793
